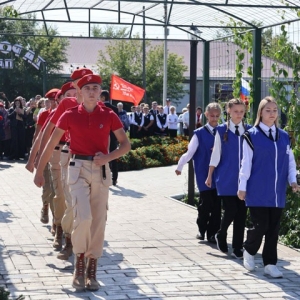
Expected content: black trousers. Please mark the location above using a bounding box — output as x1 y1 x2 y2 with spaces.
217 196 247 249
168 129 177 138
10 121 25 159
197 189 221 239
244 207 283 266
129 124 137 139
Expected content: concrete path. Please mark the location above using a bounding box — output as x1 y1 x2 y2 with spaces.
0 161 300 300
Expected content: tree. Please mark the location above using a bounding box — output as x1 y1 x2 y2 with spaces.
96 38 187 104
92 25 129 38
215 19 299 69
0 10 69 100
145 45 187 103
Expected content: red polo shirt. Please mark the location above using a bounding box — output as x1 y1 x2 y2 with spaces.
57 104 123 156
41 110 56 132
41 109 68 142
37 109 51 126
50 97 78 125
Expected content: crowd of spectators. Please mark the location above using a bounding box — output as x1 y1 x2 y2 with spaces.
0 92 46 160
127 100 203 139
0 91 202 161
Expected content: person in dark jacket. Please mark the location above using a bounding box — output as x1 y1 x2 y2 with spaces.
8 96 26 160
100 90 119 186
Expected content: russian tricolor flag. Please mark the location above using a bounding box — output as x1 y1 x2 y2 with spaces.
240 78 250 101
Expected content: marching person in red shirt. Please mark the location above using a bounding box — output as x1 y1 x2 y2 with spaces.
33 74 131 291
26 89 58 225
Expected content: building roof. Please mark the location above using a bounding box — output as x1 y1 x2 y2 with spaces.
62 38 294 79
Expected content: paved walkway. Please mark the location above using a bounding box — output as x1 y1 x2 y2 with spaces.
0 161 300 300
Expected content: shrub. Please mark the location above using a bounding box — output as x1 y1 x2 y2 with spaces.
0 287 24 300
279 187 300 248
118 136 189 171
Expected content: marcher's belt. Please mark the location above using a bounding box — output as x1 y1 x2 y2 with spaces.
61 149 69 153
59 141 70 146
72 154 94 161
72 154 106 179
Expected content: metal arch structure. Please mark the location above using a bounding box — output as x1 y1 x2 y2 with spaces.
1 1 300 206
0 0 300 41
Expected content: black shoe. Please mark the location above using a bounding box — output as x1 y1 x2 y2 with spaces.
207 235 216 244
196 232 204 240
231 248 243 259
215 233 228 253
112 180 117 186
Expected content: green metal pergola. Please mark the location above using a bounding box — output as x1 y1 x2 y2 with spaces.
1 0 300 110
1 0 300 204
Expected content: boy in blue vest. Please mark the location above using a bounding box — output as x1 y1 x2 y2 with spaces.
176 103 222 242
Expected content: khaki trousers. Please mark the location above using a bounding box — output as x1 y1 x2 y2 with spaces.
49 144 66 226
42 163 55 215
68 159 111 259
60 145 73 237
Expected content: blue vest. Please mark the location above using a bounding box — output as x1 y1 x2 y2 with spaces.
193 126 216 192
245 126 290 208
215 123 251 196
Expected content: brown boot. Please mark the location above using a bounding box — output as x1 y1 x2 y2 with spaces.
53 225 63 250
72 253 85 291
40 204 49 224
51 221 56 236
57 236 73 260
85 258 100 291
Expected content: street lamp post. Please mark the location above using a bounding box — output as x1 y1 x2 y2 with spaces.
42 61 47 96
187 24 201 206
163 2 168 106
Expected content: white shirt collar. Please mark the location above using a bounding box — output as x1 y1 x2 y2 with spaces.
229 120 243 131
259 122 276 132
206 123 215 132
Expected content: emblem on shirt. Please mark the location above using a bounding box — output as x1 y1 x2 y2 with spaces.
99 124 103 129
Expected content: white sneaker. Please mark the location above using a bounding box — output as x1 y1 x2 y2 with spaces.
264 265 283 278
243 249 255 271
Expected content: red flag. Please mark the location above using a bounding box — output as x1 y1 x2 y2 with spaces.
110 75 145 106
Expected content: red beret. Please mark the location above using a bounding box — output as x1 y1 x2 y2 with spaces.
77 74 102 89
0 103 4 107
55 90 62 101
70 68 93 80
61 82 75 96
45 88 59 99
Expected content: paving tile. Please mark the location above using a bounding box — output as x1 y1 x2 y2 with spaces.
1 163 300 299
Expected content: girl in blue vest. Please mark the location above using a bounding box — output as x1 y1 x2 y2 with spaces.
206 98 251 259
176 103 222 242
238 96 299 278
